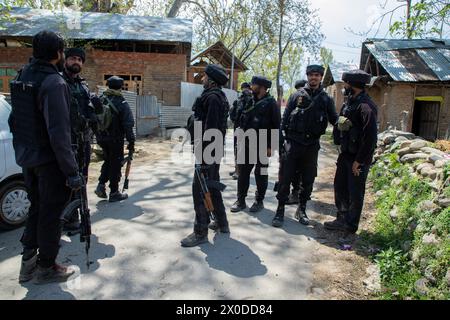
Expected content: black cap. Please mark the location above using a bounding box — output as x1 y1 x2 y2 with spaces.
107 76 124 90
241 82 251 89
251 76 272 89
342 69 371 88
295 80 307 89
306 65 325 76
205 64 229 86
65 47 85 63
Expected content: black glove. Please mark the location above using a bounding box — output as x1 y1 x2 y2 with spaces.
67 174 84 191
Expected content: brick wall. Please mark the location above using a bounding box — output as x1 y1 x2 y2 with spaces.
83 49 187 106
0 47 32 70
0 47 187 106
383 84 416 131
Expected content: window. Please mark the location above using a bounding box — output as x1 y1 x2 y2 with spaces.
0 67 18 93
103 74 143 95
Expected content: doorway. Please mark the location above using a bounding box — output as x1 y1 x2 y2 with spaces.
411 98 441 141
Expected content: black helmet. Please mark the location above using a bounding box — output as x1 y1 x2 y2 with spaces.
65 47 86 63
294 79 307 89
107 76 124 90
342 69 371 89
205 64 229 86
251 76 272 89
306 65 325 76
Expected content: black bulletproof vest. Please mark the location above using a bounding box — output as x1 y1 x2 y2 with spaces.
9 62 58 149
239 94 276 131
340 92 377 155
286 89 329 143
64 74 91 140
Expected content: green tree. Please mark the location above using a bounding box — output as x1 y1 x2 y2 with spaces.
320 47 334 68
268 0 323 102
347 0 449 39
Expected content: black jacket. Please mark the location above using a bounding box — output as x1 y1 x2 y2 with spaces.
334 91 378 165
96 92 135 143
63 70 97 142
230 89 252 129
282 84 338 145
9 59 78 177
238 93 280 149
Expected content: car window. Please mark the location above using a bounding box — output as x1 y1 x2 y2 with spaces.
0 99 11 127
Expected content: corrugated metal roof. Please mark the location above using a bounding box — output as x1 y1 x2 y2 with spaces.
416 49 450 81
365 43 417 81
369 38 449 51
329 62 359 82
0 7 193 43
363 39 450 82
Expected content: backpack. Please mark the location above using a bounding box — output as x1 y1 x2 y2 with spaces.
96 94 119 132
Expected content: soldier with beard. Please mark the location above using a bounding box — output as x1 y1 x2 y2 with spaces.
61 48 98 232
272 65 338 228
10 31 81 284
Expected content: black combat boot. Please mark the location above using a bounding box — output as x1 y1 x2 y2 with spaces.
180 232 208 247
34 264 76 285
109 191 128 203
19 249 37 283
249 201 264 213
230 199 247 212
208 220 230 234
295 203 310 225
324 219 353 232
272 205 285 228
95 184 107 199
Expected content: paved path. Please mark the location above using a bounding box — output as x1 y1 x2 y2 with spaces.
0 134 338 300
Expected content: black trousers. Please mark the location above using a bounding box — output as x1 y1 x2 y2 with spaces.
21 162 71 267
334 153 370 232
98 140 124 193
277 142 319 205
65 141 92 225
192 164 227 235
237 161 269 202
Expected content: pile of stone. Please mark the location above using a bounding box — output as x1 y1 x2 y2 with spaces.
375 130 450 184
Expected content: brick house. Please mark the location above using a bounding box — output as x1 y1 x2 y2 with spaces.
360 39 450 141
187 41 248 91
0 7 193 107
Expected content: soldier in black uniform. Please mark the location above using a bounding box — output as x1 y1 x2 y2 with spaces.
62 48 97 231
181 64 230 248
272 65 338 228
285 79 308 204
325 70 378 234
9 31 82 284
94 76 135 202
229 82 253 180
231 76 280 214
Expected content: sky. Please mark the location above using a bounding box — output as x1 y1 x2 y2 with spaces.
309 0 406 65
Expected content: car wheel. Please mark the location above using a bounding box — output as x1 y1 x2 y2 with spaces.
0 180 30 230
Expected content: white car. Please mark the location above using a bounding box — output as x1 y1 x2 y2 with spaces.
0 95 30 229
